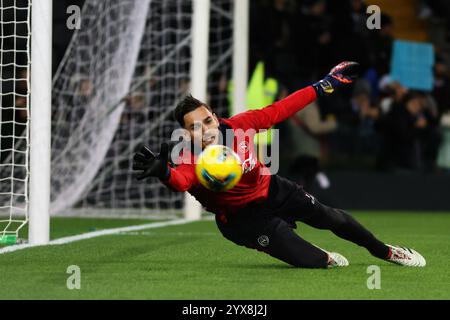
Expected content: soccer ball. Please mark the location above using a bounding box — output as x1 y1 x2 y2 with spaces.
195 145 243 192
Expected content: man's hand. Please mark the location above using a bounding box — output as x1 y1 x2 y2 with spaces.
133 143 170 181
313 61 360 96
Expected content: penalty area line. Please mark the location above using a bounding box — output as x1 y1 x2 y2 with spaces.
0 218 196 255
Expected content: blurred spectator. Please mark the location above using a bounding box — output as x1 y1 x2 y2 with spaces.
16 68 28 95
332 88 381 159
70 74 95 119
287 101 337 191
379 80 409 115
437 109 450 171
421 0 450 40
14 96 28 138
15 96 28 122
433 56 450 171
433 57 450 116
368 13 394 79
350 0 369 37
378 92 441 171
350 89 382 155
70 73 94 98
294 0 333 81
251 0 302 91
121 92 146 127
327 0 371 73
1 0 447 176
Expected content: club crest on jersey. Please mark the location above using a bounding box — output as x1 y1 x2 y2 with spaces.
257 235 269 247
238 141 249 153
241 152 257 173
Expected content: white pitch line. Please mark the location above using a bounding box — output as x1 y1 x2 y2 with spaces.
0 218 195 255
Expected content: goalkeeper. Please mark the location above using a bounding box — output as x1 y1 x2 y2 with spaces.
133 62 426 268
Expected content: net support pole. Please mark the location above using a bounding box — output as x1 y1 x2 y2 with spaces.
232 0 249 115
29 0 52 244
185 0 211 220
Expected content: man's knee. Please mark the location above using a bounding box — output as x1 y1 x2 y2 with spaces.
327 207 353 227
308 202 352 230
266 219 329 268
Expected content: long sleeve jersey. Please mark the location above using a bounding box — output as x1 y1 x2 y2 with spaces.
162 86 317 216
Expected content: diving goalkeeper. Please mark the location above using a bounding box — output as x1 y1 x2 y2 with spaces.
133 61 426 268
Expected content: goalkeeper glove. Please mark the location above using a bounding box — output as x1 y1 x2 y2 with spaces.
312 61 360 96
133 142 170 181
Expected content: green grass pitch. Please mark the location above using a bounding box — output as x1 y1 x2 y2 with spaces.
0 212 449 299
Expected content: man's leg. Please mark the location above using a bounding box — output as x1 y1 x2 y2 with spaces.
296 201 427 266
298 201 390 259
271 175 390 259
215 213 329 268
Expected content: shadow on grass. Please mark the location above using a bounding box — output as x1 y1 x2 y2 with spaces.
223 263 326 270
223 261 387 270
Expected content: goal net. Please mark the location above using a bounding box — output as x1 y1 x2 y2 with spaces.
0 0 30 243
0 0 233 243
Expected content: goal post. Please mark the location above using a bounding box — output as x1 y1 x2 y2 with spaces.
0 0 34 245
231 0 249 116
29 0 52 245
184 0 210 221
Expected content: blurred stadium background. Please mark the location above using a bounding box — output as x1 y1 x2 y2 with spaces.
247 0 450 211
0 0 449 299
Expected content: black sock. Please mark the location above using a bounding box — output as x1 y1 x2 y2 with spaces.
332 212 390 259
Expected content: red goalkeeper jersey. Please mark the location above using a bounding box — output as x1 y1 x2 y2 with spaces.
163 86 317 216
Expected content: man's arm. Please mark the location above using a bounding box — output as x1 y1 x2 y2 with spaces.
132 143 198 192
228 86 317 131
226 61 359 131
162 164 197 192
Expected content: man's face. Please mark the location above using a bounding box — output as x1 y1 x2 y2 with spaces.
406 98 422 115
183 106 220 149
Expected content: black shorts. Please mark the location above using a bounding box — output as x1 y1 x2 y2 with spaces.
215 174 330 268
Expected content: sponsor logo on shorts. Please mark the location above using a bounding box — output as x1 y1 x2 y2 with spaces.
257 235 269 247
305 193 316 205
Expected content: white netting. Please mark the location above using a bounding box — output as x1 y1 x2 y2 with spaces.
51 0 152 215
0 0 233 224
0 0 30 239
52 0 233 218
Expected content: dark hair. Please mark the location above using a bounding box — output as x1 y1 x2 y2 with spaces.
401 91 423 107
174 94 213 127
